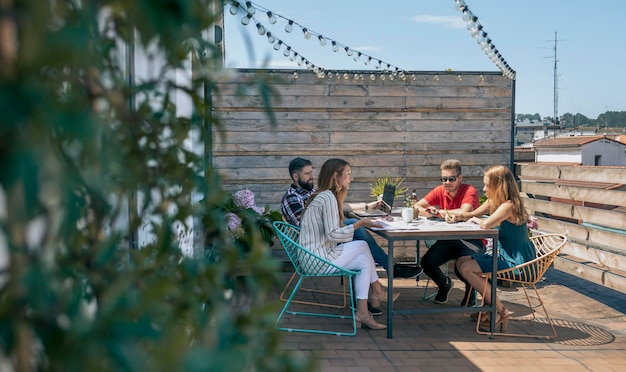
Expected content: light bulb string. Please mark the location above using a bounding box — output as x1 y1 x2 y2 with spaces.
454 0 515 79
228 0 408 79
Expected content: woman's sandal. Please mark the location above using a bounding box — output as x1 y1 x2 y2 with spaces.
356 313 387 330
369 288 400 308
479 308 512 332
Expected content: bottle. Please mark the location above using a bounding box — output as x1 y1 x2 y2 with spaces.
410 189 418 206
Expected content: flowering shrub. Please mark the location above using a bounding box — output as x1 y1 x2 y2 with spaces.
222 189 282 249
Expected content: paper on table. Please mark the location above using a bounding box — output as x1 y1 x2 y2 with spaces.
371 217 482 231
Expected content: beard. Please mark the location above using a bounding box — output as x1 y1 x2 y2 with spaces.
297 178 315 191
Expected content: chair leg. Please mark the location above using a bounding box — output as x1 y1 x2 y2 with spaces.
276 274 358 336
280 271 349 309
475 279 557 339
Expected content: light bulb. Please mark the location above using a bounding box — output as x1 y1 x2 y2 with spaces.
229 3 239 15
267 32 275 44
370 74 375 81
471 25 482 38
454 0 466 11
462 10 473 22
353 52 360 62
290 52 297 62
285 20 293 33
293 71 298 79
302 28 311 40
380 74 385 81
332 41 339 52
375 60 382 69
343 73 349 80
297 57 303 66
241 14 252 26
245 1 255 15
344 47 353 56
256 23 266 35
266 11 277 24
364 57 371 66
273 40 282 51
283 47 291 57
318 35 326 46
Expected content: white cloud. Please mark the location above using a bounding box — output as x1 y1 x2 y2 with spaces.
411 15 464 29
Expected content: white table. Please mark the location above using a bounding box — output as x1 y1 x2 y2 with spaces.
369 217 499 338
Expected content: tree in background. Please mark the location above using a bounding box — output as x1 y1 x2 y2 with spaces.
0 1 310 370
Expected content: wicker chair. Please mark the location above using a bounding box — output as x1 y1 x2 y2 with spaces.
273 221 359 336
476 233 568 339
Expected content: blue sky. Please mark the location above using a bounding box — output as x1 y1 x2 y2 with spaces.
223 0 626 120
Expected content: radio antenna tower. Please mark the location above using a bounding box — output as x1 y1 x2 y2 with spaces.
552 31 559 126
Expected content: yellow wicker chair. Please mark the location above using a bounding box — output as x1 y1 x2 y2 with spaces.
476 233 568 339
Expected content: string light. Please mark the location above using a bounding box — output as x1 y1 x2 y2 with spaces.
453 0 515 79
266 11 276 24
318 35 327 46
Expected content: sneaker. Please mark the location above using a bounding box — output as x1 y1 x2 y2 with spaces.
393 264 424 279
461 289 477 307
368 303 382 316
433 277 452 304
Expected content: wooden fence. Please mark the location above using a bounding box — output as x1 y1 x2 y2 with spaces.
517 163 626 291
211 68 515 214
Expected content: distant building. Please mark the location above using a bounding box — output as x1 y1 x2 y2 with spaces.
533 135 626 166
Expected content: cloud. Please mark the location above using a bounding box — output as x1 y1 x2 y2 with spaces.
411 15 464 29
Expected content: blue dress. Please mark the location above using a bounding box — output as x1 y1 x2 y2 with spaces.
473 220 536 273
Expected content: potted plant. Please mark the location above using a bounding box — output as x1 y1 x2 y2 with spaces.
369 173 408 202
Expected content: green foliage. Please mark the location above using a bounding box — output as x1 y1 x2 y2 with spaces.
369 173 408 200
0 1 312 370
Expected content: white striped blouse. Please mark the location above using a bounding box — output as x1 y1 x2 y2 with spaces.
299 190 355 262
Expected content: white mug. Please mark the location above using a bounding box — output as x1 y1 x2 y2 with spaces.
401 207 414 223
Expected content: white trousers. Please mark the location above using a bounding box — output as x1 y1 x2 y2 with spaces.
331 240 379 300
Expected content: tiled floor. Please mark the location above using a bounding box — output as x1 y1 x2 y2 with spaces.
277 268 626 371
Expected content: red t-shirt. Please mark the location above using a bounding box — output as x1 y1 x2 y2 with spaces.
423 183 480 210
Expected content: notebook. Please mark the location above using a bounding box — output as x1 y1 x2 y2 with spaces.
352 184 396 217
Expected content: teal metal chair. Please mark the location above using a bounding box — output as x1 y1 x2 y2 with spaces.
273 221 359 336
279 223 351 309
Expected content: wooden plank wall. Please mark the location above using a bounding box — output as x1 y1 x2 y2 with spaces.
211 69 514 213
517 163 626 287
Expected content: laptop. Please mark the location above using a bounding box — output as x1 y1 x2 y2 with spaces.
353 184 396 217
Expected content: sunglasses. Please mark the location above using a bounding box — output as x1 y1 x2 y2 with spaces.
440 176 458 183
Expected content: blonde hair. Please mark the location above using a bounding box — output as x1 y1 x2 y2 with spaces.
484 165 528 225
304 158 350 224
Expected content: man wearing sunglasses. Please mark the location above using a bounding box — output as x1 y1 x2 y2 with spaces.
412 159 483 307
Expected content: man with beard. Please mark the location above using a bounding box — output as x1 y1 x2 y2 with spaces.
412 159 484 307
280 157 422 316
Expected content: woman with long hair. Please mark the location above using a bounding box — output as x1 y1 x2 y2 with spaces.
299 158 397 330
452 165 536 331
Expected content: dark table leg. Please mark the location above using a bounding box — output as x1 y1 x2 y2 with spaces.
387 239 394 338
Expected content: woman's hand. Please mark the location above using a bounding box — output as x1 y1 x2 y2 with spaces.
357 218 382 229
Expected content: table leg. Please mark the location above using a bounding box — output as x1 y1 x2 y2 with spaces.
387 239 394 338
490 236 498 338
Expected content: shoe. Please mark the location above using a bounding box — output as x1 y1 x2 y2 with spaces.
368 303 382 316
369 288 400 308
479 308 512 332
356 313 387 330
433 277 452 304
461 288 477 307
393 264 423 279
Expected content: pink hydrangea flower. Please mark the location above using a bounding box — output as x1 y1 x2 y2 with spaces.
226 212 242 231
527 215 538 230
233 189 256 209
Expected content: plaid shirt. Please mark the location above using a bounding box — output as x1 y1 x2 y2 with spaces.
280 184 315 227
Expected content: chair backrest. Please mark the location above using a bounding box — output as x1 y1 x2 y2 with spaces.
496 233 567 284
272 221 355 277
